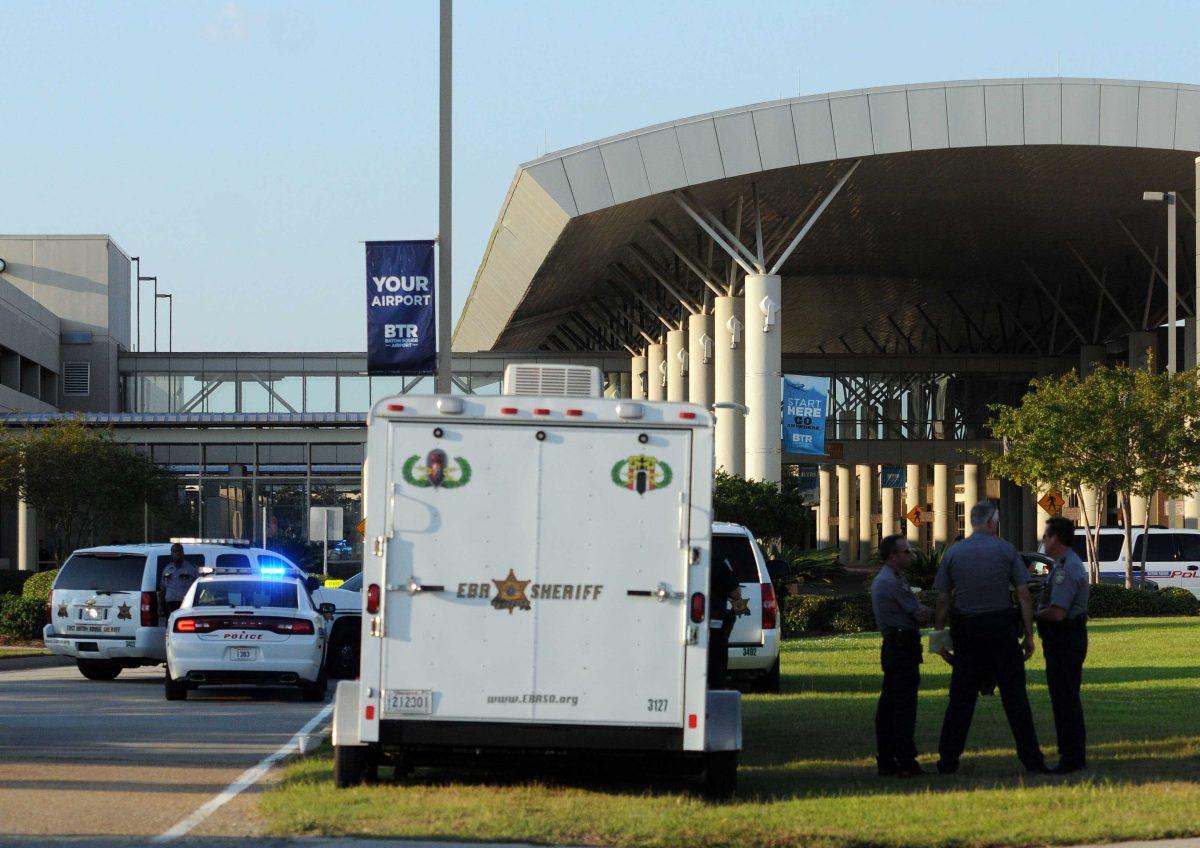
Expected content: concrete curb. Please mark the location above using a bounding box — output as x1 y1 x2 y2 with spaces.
0 653 71 672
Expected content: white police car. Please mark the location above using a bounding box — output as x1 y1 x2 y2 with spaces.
164 564 332 701
715 523 786 693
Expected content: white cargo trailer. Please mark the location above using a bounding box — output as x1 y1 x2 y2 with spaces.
332 366 740 797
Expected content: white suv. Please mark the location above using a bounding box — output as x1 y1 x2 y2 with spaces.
43 541 362 680
1067 527 1200 596
713 522 785 693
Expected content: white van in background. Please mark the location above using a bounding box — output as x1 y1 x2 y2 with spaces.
1070 527 1200 596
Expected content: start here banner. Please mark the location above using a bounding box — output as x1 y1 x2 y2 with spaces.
366 240 437 376
783 375 830 456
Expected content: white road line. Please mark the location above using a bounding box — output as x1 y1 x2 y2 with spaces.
153 701 334 843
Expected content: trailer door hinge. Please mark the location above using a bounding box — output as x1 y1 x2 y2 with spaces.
374 536 385 557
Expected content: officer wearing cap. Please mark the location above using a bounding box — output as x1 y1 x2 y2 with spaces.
1035 516 1090 774
871 534 932 777
932 501 1047 774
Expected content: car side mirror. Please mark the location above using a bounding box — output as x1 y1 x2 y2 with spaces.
319 602 336 619
766 559 789 582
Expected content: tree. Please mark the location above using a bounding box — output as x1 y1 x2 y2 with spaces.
712 470 810 551
0 419 178 563
984 363 1200 588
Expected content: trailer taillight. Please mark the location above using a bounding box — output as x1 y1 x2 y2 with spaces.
533 408 551 416
690 592 705 623
761 583 778 630
500 407 518 415
565 409 583 416
366 583 381 614
678 411 697 420
386 403 405 411
141 591 158 627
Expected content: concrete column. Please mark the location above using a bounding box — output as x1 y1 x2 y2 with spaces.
744 274 782 483
1129 494 1149 528
688 312 713 408
1080 345 1106 377
1021 486 1038 550
880 485 897 540
647 342 666 402
666 328 687 402
838 410 856 440
817 466 833 548
1128 331 1159 371
630 353 647 400
905 463 923 546
932 463 952 549
837 464 853 564
962 464 982 514
1000 480 1019 544
714 295 744 476
17 498 37 571
857 464 875 563
1186 317 1198 372
1185 494 1200 530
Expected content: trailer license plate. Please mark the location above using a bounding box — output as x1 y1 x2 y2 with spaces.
383 689 433 716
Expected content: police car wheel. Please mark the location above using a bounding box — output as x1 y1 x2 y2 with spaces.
164 673 188 701
702 751 737 801
759 658 781 694
326 622 361 678
301 669 328 702
334 744 368 787
76 659 122 681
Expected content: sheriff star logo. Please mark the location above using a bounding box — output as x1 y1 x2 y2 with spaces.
731 596 751 617
491 569 532 614
117 602 133 620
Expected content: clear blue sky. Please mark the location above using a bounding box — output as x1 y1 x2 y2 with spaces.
4 0 1200 351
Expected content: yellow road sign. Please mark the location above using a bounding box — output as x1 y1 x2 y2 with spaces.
1038 490 1065 515
906 505 925 527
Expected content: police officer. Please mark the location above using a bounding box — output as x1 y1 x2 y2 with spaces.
160 542 198 617
707 551 743 689
933 501 1047 774
1036 517 1090 774
871 534 932 777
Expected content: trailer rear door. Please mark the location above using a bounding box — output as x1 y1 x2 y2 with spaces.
378 420 692 728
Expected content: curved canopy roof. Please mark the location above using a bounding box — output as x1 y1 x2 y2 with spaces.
455 78 1200 361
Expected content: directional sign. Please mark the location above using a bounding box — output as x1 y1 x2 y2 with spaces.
906 505 925 527
1038 490 1065 515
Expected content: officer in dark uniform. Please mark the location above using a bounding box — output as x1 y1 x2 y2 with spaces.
933 501 1047 774
1036 516 1090 774
708 550 742 689
870 534 932 777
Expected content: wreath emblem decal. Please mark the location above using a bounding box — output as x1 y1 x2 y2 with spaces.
611 454 673 495
402 449 472 489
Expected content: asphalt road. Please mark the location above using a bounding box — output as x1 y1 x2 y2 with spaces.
0 658 331 841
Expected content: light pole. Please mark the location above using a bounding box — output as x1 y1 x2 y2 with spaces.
1143 190 1177 373
137 274 157 352
156 293 173 352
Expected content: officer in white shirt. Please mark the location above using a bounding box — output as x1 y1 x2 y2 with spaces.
160 543 198 616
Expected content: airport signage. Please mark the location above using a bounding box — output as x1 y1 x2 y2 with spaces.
783 375 830 456
366 240 437 375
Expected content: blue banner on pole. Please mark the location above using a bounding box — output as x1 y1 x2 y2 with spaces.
783 375 830 456
366 240 437 375
880 465 907 489
796 466 820 505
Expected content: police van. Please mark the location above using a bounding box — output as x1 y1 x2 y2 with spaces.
331 364 742 798
1070 527 1200 595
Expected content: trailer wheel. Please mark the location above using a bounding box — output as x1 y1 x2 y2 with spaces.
702 751 737 801
334 744 368 787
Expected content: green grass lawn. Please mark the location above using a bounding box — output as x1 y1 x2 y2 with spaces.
0 647 49 660
260 618 1200 847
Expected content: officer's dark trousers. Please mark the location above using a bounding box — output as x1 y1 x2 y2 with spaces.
1039 619 1088 767
938 612 1044 769
876 630 922 769
708 618 732 688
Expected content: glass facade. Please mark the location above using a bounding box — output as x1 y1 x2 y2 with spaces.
139 440 365 577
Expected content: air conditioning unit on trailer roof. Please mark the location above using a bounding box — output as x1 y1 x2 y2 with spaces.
502 364 602 398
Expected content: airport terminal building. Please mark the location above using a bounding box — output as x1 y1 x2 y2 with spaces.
5 77 1200 571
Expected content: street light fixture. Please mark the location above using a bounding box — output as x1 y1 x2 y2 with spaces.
1143 190 1177 373
156 293 173 353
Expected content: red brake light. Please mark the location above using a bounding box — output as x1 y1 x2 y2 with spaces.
141 591 158 627
174 618 197 633
278 619 314 635
365 705 375 720
761 583 777 630
45 601 52 625
366 583 381 615
690 592 705 623
688 713 698 729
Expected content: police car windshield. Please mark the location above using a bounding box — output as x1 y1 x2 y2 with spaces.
340 573 362 591
192 580 298 609
55 554 147 592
